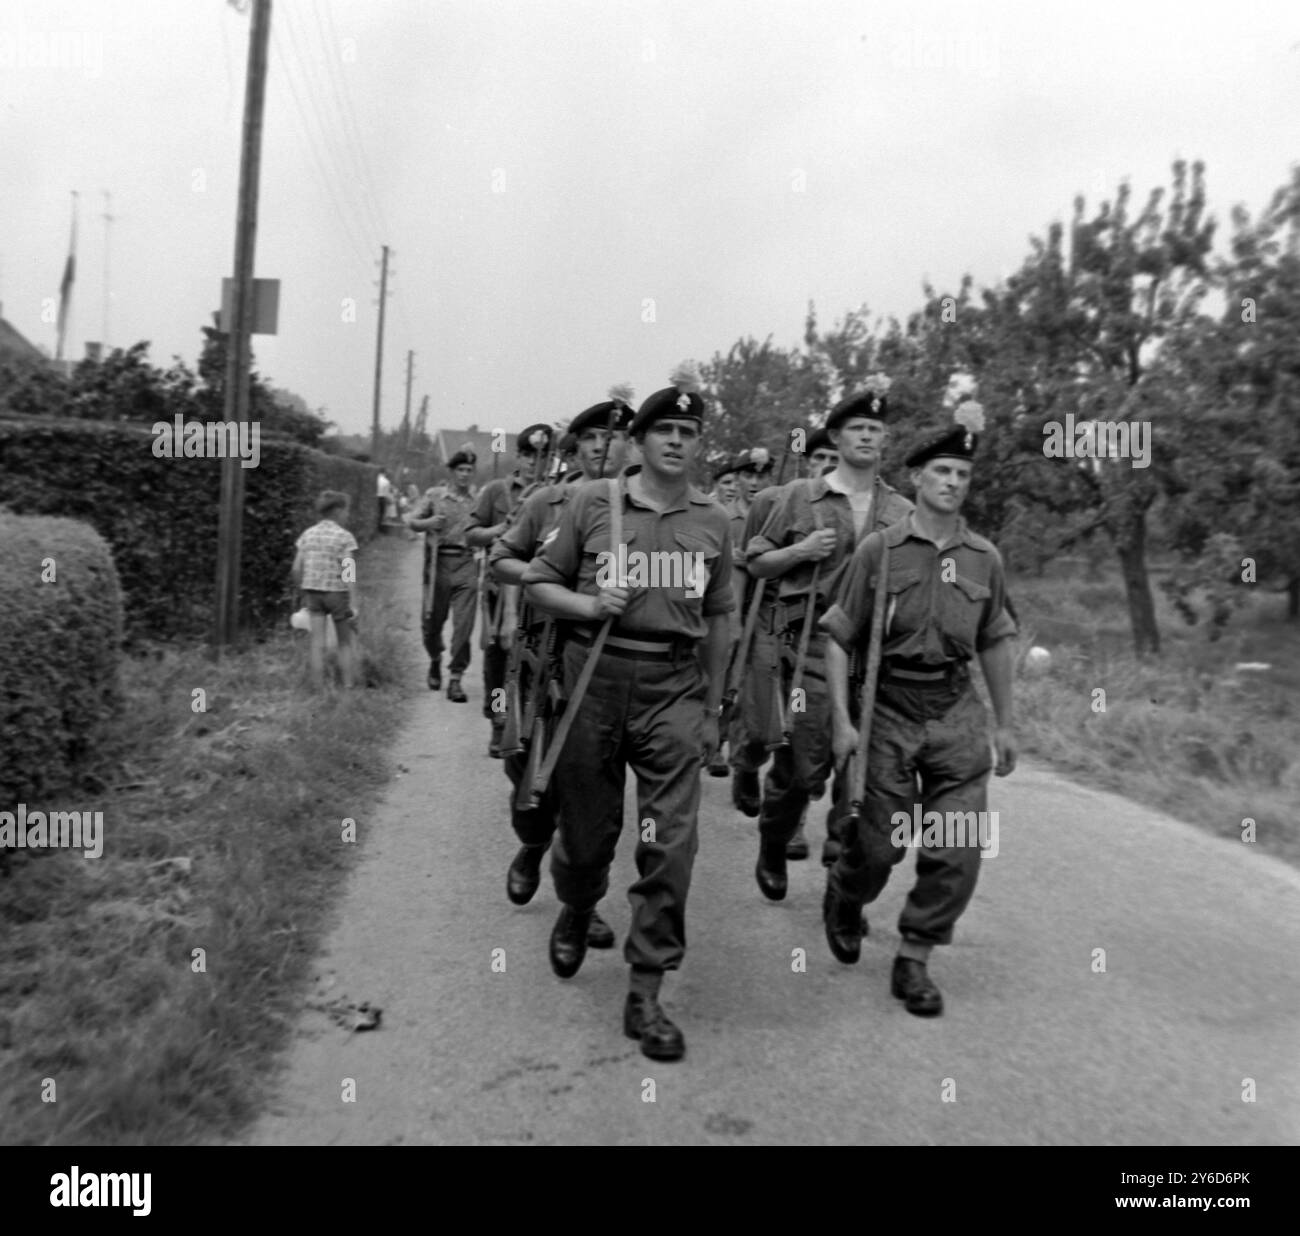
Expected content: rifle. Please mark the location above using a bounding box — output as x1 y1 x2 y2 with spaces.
719 445 790 734
522 473 621 810
511 617 557 805
785 505 826 743
842 538 889 860
420 487 444 621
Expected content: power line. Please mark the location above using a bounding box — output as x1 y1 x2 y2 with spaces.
280 1 385 253
268 18 376 278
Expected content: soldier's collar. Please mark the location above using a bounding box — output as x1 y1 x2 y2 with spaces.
890 511 978 551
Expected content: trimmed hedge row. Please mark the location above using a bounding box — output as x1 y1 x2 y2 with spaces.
0 418 378 643
0 513 123 803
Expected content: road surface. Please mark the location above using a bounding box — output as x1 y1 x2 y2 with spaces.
241 541 1300 1145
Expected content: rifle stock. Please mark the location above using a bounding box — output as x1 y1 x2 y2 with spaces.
842 538 890 858
523 474 622 810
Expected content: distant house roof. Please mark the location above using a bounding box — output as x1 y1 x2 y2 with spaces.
434 427 517 472
0 315 45 366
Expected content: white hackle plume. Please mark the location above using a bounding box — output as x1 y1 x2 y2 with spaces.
944 372 977 408
607 382 635 406
670 360 702 394
750 446 771 468
954 400 985 433
862 371 893 397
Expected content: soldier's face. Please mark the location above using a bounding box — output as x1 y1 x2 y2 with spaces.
577 427 627 478
810 448 838 474
452 464 474 488
639 418 700 480
517 453 538 481
832 417 887 467
739 470 761 499
912 457 972 514
715 474 739 501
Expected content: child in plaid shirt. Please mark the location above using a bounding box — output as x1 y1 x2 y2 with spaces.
292 490 359 688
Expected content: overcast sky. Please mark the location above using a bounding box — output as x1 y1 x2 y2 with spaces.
3 0 1298 439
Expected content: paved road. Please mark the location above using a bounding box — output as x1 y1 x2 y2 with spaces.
243 541 1300 1145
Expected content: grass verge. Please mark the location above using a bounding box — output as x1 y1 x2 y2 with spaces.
0 532 421 1145
1009 561 1299 867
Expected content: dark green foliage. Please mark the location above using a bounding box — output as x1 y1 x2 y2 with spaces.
0 514 123 802
0 419 377 644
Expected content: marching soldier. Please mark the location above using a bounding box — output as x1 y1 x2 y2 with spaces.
486 388 637 949
707 447 773 775
745 380 914 897
819 401 1017 1016
725 428 836 854
466 424 553 754
409 447 479 695
522 363 734 1062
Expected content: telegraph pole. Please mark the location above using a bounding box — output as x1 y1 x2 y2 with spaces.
371 244 389 459
213 0 272 650
400 349 414 467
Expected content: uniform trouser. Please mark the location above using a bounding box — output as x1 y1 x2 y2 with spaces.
830 677 992 946
757 631 850 845
729 617 779 773
550 641 706 973
502 657 558 847
422 551 477 673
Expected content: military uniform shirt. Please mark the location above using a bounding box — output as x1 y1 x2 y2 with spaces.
746 473 914 606
490 473 584 567
523 468 735 641
822 512 1018 666
414 485 477 550
467 472 529 540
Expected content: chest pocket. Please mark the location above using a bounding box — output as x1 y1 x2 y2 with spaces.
883 566 923 637
674 529 722 600
937 573 991 655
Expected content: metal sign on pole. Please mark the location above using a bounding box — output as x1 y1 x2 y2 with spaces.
213 0 272 652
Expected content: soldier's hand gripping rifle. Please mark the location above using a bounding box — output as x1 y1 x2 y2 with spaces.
842 537 889 861
719 444 790 734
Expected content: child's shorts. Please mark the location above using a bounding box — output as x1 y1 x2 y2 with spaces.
303 590 355 626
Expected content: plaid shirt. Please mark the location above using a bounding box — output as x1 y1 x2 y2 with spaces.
296 519 358 592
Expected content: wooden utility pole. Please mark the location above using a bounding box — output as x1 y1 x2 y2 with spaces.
371 244 389 459
401 348 414 466
213 0 272 650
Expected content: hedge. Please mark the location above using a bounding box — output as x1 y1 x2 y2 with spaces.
0 513 123 803
0 418 378 643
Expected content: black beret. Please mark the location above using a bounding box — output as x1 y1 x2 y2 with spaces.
447 450 477 470
719 447 774 476
905 424 979 469
556 432 577 455
826 389 891 431
806 427 835 455
630 362 705 436
569 400 634 438
517 423 553 456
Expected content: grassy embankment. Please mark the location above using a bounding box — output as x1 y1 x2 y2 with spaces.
0 531 422 1145
1008 557 1299 866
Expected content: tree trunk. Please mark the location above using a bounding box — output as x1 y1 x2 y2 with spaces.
1112 508 1160 657
1288 576 1299 621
